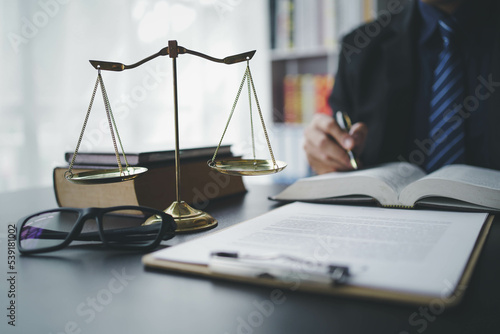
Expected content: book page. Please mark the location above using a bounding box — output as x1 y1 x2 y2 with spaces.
426 164 500 189
399 164 500 209
349 162 425 197
151 202 487 297
273 162 425 206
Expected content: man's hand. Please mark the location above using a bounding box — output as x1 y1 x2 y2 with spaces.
303 113 368 174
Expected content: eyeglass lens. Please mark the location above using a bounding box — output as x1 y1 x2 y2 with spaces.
19 208 163 251
19 211 80 251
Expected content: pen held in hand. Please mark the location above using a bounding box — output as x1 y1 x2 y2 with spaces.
335 111 358 170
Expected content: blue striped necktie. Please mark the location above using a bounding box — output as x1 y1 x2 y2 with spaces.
426 19 465 172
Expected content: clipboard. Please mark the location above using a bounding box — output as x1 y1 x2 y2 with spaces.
143 203 493 307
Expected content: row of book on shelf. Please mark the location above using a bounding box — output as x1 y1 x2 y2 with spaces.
271 0 337 50
270 0 374 51
282 73 334 124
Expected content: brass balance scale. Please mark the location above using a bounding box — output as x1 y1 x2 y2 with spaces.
65 40 286 233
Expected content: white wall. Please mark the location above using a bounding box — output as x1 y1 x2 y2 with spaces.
0 0 272 192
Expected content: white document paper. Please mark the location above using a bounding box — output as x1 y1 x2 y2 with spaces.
152 202 488 297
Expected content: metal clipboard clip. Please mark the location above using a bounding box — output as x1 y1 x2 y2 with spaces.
208 252 350 286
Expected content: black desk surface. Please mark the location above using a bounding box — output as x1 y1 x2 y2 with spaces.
1 184 500 334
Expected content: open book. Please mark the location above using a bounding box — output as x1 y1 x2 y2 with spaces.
271 162 500 212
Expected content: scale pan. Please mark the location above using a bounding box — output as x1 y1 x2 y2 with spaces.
65 166 148 185
209 159 287 176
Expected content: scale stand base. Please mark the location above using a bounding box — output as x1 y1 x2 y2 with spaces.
143 201 217 233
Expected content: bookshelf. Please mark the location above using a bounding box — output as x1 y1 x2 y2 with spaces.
269 0 378 123
268 0 378 183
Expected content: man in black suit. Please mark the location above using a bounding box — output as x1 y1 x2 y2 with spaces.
303 0 500 174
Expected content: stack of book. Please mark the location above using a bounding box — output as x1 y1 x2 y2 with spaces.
53 146 247 210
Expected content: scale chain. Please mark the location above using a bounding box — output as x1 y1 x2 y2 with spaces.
65 74 100 179
246 65 277 167
65 71 132 180
109 103 130 168
97 73 130 171
210 63 249 164
210 62 277 167
246 63 256 161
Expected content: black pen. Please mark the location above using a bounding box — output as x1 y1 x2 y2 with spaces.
335 111 358 170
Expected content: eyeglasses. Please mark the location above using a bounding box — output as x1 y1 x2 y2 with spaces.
17 206 176 254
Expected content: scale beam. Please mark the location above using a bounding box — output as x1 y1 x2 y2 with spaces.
89 45 255 71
